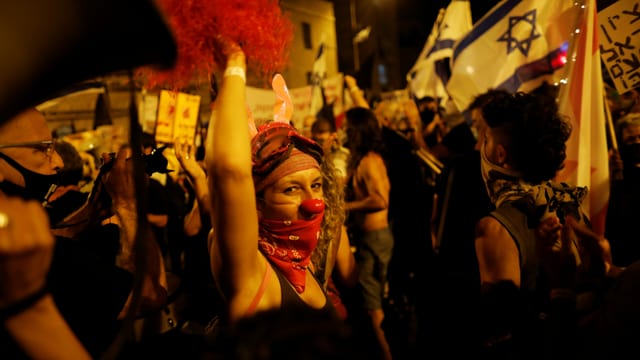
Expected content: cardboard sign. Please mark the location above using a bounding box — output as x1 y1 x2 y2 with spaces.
598 1 640 94
173 92 201 145
155 90 201 144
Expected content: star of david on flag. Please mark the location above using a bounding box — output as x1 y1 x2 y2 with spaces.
446 0 579 113
497 9 541 56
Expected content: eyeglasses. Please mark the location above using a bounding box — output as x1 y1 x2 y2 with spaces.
251 122 323 176
0 139 57 158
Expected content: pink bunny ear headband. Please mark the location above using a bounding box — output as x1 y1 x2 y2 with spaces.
250 74 323 192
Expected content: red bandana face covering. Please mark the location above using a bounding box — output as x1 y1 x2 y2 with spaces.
258 205 325 293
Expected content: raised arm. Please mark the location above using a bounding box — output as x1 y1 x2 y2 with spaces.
205 40 262 307
175 141 209 236
345 75 369 109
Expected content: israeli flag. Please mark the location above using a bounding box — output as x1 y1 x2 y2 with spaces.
446 0 578 112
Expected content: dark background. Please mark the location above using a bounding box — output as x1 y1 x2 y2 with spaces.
329 0 502 92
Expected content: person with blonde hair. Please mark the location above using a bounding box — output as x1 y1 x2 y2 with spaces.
205 39 351 329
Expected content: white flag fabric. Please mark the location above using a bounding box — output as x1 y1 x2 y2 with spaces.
309 42 326 117
407 0 472 100
555 0 609 236
446 0 577 112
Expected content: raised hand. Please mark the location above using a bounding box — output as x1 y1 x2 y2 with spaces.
174 140 205 182
535 216 578 289
565 216 621 278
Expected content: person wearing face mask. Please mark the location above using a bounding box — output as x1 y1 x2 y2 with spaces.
605 112 640 267
205 40 356 358
472 89 602 359
0 108 169 359
0 110 62 207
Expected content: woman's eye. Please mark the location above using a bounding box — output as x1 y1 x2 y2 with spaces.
311 182 322 190
283 186 298 194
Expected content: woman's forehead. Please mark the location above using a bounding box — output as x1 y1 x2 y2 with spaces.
275 167 321 183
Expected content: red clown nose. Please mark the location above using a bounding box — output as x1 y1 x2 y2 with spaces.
300 199 325 216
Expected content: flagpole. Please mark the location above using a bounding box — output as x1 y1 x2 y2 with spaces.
350 0 360 72
603 93 618 151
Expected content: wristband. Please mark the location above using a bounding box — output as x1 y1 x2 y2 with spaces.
224 66 246 83
0 286 49 321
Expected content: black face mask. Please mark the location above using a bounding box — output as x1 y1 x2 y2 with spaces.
46 190 89 227
0 152 59 206
621 143 640 166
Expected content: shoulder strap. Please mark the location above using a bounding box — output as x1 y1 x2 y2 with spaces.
490 204 539 291
245 263 273 317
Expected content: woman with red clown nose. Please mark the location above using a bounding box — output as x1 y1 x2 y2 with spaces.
204 38 356 330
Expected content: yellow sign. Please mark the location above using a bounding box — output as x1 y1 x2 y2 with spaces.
155 90 201 144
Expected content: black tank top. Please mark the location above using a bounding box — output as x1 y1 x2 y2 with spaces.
272 265 337 317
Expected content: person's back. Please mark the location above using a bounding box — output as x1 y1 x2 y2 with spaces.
345 107 391 233
349 152 389 230
472 89 590 358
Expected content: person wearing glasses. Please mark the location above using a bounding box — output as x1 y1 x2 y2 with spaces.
204 38 349 341
0 194 91 360
0 108 167 358
0 109 62 206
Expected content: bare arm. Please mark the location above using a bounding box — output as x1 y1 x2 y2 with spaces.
474 215 522 351
402 99 430 151
175 142 208 236
183 200 203 237
475 216 521 287
175 140 211 217
333 225 358 287
147 213 168 228
205 41 263 317
344 154 390 212
5 295 91 360
345 75 369 109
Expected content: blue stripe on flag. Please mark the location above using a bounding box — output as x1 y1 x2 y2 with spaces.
426 39 457 58
435 58 450 86
496 44 567 92
453 0 522 61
